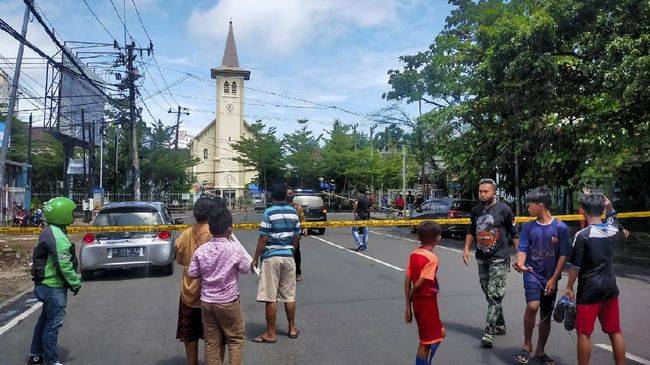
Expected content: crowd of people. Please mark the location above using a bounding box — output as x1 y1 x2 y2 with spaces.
24 178 627 365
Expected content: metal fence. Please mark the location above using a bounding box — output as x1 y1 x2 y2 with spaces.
31 192 197 207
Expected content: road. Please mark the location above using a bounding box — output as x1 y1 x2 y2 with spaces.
1 212 650 364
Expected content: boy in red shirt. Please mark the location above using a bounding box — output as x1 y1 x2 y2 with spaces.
405 221 445 364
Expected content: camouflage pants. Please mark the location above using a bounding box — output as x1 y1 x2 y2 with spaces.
477 259 509 340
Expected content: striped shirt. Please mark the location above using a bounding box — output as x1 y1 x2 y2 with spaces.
260 203 301 260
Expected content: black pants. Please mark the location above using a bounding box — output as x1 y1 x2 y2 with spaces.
293 240 301 276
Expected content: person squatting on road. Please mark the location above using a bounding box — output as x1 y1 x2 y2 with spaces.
565 193 627 365
513 187 572 365
353 191 371 251
188 206 252 365
404 221 446 365
251 182 301 343
174 196 218 365
28 197 82 365
463 178 519 348
287 188 305 281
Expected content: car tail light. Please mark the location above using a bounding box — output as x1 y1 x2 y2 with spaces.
83 233 96 245
448 210 461 218
158 231 171 240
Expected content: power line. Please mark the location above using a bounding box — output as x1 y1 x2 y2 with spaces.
81 0 118 42
107 0 134 42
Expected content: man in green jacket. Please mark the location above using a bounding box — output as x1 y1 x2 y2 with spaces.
28 197 81 365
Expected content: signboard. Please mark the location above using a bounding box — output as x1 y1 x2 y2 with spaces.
92 187 104 209
57 46 106 145
0 120 5 147
66 158 88 175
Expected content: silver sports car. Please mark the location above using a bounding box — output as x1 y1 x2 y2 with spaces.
79 202 182 280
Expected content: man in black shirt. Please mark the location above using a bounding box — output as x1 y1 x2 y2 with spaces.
353 191 371 251
463 178 519 348
406 191 415 212
565 193 626 365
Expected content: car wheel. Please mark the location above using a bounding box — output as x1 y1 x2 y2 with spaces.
80 269 94 281
155 262 174 276
316 228 325 235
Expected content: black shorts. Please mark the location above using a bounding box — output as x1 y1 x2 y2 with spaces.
176 298 203 342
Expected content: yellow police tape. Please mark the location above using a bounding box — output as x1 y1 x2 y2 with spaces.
1 211 649 235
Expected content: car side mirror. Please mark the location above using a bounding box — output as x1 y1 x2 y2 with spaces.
174 218 183 225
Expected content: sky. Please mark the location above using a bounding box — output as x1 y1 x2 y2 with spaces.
0 0 454 138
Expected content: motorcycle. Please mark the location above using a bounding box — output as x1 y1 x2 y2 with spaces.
12 205 28 227
28 209 45 227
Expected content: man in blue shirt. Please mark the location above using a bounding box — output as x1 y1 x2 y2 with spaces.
514 187 571 365
251 182 301 343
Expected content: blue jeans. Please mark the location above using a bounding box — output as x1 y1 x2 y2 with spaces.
352 227 368 248
30 285 68 364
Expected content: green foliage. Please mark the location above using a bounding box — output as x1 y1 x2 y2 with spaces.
384 0 649 207
284 120 322 188
231 120 285 192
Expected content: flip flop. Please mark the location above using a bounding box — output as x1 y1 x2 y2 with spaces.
515 348 530 364
252 335 277 344
288 329 301 339
534 354 555 365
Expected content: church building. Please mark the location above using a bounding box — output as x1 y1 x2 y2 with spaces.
189 22 256 201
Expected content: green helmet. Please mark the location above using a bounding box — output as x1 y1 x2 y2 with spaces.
43 197 76 226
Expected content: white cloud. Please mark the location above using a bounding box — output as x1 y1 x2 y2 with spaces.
186 0 400 54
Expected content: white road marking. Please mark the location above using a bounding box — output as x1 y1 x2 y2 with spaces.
310 236 405 272
370 230 471 255
595 344 650 365
0 302 42 337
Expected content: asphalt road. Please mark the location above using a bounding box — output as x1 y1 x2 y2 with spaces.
1 213 650 364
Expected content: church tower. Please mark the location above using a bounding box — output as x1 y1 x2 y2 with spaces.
210 22 252 200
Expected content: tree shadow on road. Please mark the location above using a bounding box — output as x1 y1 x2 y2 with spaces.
154 356 204 365
442 321 572 364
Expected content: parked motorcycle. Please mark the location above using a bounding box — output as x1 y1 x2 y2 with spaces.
28 209 45 227
12 204 28 227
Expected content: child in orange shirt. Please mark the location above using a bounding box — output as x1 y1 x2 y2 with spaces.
405 221 445 364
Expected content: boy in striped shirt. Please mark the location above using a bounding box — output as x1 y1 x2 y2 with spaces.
251 182 302 343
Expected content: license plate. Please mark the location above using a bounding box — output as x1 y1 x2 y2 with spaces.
111 247 142 258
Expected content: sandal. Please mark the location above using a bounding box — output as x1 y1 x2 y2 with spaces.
534 354 555 365
252 335 277 344
515 348 530 364
288 329 301 339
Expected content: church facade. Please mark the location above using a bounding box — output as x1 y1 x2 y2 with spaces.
189 22 256 200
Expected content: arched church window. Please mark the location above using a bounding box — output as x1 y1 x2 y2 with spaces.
223 81 230 94
203 149 208 159
231 81 237 95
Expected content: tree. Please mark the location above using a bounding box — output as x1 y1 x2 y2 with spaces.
283 120 322 188
140 120 199 193
231 120 285 193
384 0 649 209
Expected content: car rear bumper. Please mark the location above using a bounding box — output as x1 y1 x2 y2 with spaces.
80 240 174 270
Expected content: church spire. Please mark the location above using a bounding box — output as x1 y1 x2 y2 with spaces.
221 21 239 68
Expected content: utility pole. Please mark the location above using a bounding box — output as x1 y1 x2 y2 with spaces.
81 109 87 190
126 41 141 201
369 124 377 158
99 121 104 189
168 106 189 149
402 144 406 196
0 3 30 202
113 125 119 198
353 123 358 150
27 113 32 189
